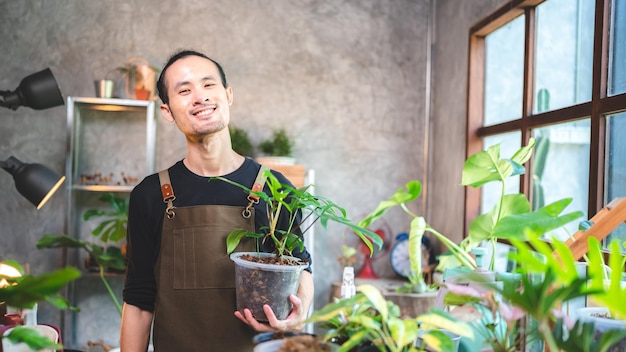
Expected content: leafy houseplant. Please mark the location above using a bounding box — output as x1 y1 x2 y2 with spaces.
216 169 384 322
37 192 128 315
0 260 80 351
437 137 584 272
444 235 626 352
308 284 474 352
433 137 586 351
258 128 294 158
358 181 476 294
229 125 254 157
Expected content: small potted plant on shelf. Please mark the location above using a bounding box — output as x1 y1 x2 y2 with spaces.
256 128 296 166
117 57 160 100
215 169 384 322
37 192 128 315
229 125 254 157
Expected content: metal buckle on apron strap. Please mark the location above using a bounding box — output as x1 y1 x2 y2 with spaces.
243 166 270 219
158 170 177 219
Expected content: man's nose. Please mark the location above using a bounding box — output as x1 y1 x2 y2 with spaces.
193 93 209 104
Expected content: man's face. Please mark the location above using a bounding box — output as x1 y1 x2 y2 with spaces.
160 55 233 139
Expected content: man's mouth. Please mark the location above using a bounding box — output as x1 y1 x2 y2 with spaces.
193 107 216 117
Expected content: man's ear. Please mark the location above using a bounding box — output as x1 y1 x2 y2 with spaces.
226 86 234 106
161 104 175 122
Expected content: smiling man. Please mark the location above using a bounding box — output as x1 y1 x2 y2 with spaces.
119 50 313 352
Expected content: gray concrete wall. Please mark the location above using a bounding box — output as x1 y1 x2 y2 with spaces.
0 0 509 348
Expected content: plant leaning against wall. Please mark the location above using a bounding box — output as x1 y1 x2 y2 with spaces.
37 192 128 315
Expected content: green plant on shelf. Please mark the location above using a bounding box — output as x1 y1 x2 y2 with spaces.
37 192 128 315
258 128 294 157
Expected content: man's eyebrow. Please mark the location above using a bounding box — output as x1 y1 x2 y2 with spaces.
172 75 218 90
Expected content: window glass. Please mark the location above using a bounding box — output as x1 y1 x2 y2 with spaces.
534 0 595 113
484 15 524 126
532 120 590 240
609 0 626 95
605 112 626 248
481 132 522 214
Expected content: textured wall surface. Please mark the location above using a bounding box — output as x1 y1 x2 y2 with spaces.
428 0 509 243
0 0 507 348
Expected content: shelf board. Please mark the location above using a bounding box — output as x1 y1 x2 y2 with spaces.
70 184 135 192
72 97 155 112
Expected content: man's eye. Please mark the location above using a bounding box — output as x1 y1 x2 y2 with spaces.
178 88 190 94
205 83 215 88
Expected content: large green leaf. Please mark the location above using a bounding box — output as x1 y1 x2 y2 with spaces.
492 198 583 240
467 194 530 243
358 181 422 229
462 138 536 188
0 266 80 309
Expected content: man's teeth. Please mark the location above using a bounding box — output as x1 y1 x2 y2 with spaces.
195 109 214 116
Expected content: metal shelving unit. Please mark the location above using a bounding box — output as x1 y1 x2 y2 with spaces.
62 97 157 348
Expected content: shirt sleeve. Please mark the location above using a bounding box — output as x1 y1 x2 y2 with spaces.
122 179 162 312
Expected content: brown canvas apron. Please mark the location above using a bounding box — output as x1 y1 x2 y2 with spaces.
152 167 267 351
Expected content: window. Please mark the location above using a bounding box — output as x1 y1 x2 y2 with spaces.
467 0 626 251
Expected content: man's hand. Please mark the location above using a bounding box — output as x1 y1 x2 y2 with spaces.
234 294 307 332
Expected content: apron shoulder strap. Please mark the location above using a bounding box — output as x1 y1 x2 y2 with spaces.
242 165 270 218
249 165 270 200
158 169 176 219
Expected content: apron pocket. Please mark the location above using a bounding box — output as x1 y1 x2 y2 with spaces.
172 226 235 289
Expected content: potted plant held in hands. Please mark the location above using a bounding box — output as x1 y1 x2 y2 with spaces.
216 169 384 322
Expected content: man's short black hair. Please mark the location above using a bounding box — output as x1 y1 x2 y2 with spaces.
156 49 228 104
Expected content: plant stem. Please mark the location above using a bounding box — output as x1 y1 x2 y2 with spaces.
99 265 122 316
428 227 477 269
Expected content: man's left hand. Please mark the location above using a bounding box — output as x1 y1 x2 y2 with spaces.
234 294 307 332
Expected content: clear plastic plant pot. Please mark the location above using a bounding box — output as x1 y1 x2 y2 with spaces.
230 252 307 322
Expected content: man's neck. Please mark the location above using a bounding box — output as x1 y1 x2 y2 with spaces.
184 136 245 176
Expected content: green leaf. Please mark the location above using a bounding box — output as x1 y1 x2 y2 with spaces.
357 284 389 322
493 198 583 240
4 326 63 350
462 138 536 188
358 181 422 229
0 267 80 309
468 194 530 243
226 229 255 254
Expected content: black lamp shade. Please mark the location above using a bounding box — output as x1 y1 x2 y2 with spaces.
1 156 65 209
1 68 64 111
